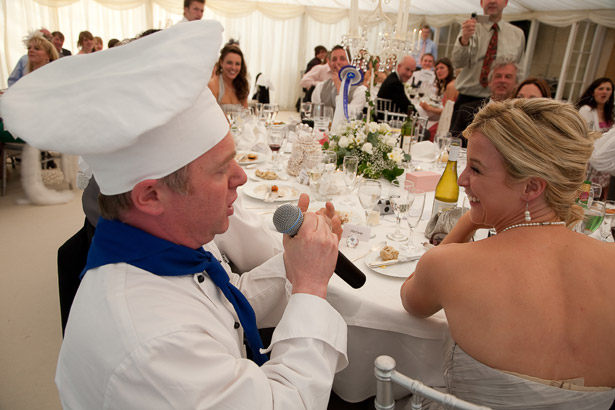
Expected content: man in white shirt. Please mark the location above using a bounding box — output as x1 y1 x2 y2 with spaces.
409 53 436 89
310 45 367 131
180 0 204 22
451 0 525 122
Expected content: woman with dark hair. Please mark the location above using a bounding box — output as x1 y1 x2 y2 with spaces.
434 57 457 103
576 77 614 199
515 77 552 99
208 44 249 108
77 31 94 55
576 77 614 132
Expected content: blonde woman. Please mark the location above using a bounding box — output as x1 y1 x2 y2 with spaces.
25 32 59 74
401 99 615 409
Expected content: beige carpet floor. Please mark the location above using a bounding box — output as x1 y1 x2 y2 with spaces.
1 166 82 410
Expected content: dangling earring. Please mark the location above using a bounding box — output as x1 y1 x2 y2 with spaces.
524 202 531 222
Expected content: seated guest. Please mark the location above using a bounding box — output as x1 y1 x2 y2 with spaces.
576 78 614 199
401 98 615 409
449 57 518 144
419 57 457 118
77 30 94 54
377 55 416 115
108 38 120 48
311 45 366 131
51 31 72 57
7 28 52 86
409 53 436 89
24 31 59 74
93 36 103 52
1 21 347 409
208 43 250 108
305 45 327 74
515 77 551 98
300 49 333 91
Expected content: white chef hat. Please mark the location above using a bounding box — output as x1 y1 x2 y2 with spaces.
0 20 229 195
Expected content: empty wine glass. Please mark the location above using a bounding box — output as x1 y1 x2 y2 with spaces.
301 102 313 120
318 150 337 201
262 103 278 125
305 151 324 200
342 156 359 205
386 180 413 242
403 189 426 251
358 179 382 237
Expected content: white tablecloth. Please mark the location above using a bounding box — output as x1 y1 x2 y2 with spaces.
238 156 467 402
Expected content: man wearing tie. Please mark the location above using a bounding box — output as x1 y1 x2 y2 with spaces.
450 0 525 125
414 25 437 66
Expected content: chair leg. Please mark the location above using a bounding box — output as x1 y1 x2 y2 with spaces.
2 144 7 196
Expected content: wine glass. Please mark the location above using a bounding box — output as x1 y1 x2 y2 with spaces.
386 180 413 242
358 179 382 237
342 156 359 205
318 150 337 201
301 102 313 120
305 152 324 200
590 183 602 202
577 201 606 235
262 103 278 125
403 189 426 251
268 124 285 171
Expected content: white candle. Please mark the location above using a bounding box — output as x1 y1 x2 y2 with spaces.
396 0 404 39
350 0 358 35
401 0 411 40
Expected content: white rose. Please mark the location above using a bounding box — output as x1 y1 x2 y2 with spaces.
338 136 350 148
362 142 373 155
354 130 367 144
368 122 379 133
379 123 391 134
388 147 404 163
384 135 397 147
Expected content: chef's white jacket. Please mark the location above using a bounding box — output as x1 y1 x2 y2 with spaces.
56 241 347 409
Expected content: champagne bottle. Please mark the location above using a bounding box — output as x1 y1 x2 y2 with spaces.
400 109 415 154
432 137 461 216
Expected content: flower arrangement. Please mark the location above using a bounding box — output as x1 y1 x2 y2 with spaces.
324 120 409 182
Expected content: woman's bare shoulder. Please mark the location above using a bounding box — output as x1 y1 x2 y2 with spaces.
207 76 219 96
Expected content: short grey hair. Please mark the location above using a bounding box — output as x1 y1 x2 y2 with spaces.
487 56 520 84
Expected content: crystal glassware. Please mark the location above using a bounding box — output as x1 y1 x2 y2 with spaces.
358 179 382 237
403 189 425 251
386 179 413 242
342 156 359 205
268 124 286 171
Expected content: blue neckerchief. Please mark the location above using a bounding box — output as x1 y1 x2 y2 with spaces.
82 217 269 365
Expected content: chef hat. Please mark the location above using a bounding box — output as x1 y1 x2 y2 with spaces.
0 20 229 195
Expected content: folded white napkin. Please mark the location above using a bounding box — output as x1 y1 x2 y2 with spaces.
411 141 438 162
235 118 270 154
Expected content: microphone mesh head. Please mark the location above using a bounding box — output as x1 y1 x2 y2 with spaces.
273 204 303 236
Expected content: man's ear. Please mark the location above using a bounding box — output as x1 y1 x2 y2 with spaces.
130 179 165 216
523 177 547 202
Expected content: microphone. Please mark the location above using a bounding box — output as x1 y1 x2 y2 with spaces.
273 204 367 289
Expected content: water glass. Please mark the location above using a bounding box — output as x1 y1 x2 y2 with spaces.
358 179 382 235
577 201 606 235
386 180 413 242
301 102 313 119
262 103 279 125
403 189 426 251
342 156 359 205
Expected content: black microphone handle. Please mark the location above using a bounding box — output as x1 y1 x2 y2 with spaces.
334 250 367 289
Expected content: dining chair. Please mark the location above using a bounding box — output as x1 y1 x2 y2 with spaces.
375 97 395 121
374 355 491 410
384 111 407 129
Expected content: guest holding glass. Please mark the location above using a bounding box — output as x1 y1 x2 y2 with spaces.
208 44 250 109
515 77 551 99
401 98 615 409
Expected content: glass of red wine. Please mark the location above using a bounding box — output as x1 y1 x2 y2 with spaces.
268 124 286 171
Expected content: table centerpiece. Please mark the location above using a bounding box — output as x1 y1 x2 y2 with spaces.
324 120 408 182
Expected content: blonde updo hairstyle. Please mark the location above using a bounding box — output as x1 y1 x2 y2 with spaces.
463 98 596 227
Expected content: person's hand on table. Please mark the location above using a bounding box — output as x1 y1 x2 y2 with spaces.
298 193 343 242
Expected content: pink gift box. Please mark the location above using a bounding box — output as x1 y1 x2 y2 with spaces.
406 171 441 192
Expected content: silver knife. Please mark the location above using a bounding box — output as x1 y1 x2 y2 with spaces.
368 254 422 268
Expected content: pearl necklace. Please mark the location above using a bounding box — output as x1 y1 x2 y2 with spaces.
499 221 566 233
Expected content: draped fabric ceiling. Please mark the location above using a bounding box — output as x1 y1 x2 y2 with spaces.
1 0 614 107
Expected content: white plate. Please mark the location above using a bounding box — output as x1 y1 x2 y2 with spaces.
247 168 289 182
244 183 301 202
364 249 424 278
236 151 265 165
